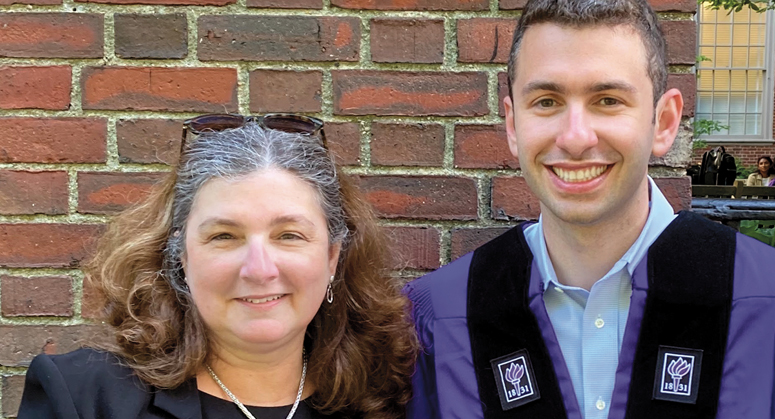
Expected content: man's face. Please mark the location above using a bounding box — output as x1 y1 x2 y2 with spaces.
504 23 677 227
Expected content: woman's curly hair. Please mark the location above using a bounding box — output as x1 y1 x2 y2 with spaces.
86 124 418 418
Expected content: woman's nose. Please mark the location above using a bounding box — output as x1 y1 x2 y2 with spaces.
239 239 280 282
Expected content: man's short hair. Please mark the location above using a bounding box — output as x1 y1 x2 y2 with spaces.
507 0 668 105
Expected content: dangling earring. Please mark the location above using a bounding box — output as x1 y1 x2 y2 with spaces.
326 275 334 304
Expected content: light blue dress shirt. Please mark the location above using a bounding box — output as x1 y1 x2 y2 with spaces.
523 177 677 419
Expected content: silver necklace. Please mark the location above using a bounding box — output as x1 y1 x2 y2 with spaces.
206 350 307 419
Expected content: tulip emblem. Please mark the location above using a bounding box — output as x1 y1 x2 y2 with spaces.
667 357 691 393
505 362 524 395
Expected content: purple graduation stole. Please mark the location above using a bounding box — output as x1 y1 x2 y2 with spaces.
466 211 734 418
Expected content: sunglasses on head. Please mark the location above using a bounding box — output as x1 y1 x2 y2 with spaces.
180 113 327 154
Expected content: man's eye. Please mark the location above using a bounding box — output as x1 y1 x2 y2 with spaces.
537 98 556 108
211 233 233 241
599 97 620 106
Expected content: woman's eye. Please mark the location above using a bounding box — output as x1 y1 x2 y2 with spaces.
279 233 303 240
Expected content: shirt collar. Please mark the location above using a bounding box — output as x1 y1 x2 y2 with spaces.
526 176 677 291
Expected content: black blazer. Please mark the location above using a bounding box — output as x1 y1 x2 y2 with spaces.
18 348 202 419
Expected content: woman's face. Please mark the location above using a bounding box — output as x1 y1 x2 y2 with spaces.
182 168 340 353
760 159 772 176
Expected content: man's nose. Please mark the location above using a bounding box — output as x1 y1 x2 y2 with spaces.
555 103 598 157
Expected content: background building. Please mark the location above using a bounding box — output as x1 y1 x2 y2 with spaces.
694 3 775 168
0 1 695 416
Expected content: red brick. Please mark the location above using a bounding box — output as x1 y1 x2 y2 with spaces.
82 67 238 112
0 0 59 4
0 13 103 58
0 66 70 110
450 227 511 260
0 171 69 215
457 18 515 64
662 20 695 66
198 16 359 62
654 176 691 212
114 14 187 59
499 0 525 8
81 279 105 320
78 0 233 5
384 226 441 270
498 71 510 117
2 375 24 417
667 73 695 117
248 0 322 7
117 119 182 165
356 175 478 220
332 0 487 10
371 19 444 63
454 125 518 169
649 0 696 12
501 0 694 12
0 325 109 367
370 123 444 167
1 275 73 317
491 176 541 220
0 118 106 163
333 70 488 116
78 172 166 215
0 224 103 268
325 122 361 166
249 70 322 113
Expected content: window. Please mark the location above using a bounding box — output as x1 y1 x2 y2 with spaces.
696 5 774 141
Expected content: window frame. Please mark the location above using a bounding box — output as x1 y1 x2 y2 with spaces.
695 7 775 143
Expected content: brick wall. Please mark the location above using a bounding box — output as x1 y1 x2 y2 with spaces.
0 0 694 416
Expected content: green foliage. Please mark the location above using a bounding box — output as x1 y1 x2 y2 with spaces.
736 158 757 178
696 55 712 64
693 118 729 137
699 0 775 12
692 119 728 150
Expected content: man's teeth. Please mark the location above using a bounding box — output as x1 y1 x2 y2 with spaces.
242 295 282 304
553 165 607 183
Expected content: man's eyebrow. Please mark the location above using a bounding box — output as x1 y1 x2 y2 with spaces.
521 81 566 96
587 81 637 94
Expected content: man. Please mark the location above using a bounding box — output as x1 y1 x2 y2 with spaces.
405 0 775 418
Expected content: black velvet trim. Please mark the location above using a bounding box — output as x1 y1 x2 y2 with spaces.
467 225 568 418
625 211 734 418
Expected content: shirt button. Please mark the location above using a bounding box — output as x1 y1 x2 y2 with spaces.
595 317 605 328
596 399 606 410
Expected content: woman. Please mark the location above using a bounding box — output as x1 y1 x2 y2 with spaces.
745 155 775 186
18 114 417 419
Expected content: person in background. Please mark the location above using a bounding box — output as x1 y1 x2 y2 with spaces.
746 155 775 186
405 0 775 418
18 114 417 419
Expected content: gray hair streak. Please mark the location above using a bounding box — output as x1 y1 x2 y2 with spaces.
163 123 347 295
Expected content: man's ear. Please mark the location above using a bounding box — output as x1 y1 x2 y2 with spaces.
504 95 520 159
652 88 684 158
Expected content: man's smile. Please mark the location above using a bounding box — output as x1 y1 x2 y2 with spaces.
551 165 609 183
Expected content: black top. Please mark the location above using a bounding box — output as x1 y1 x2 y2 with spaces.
200 392 344 419
17 348 355 419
